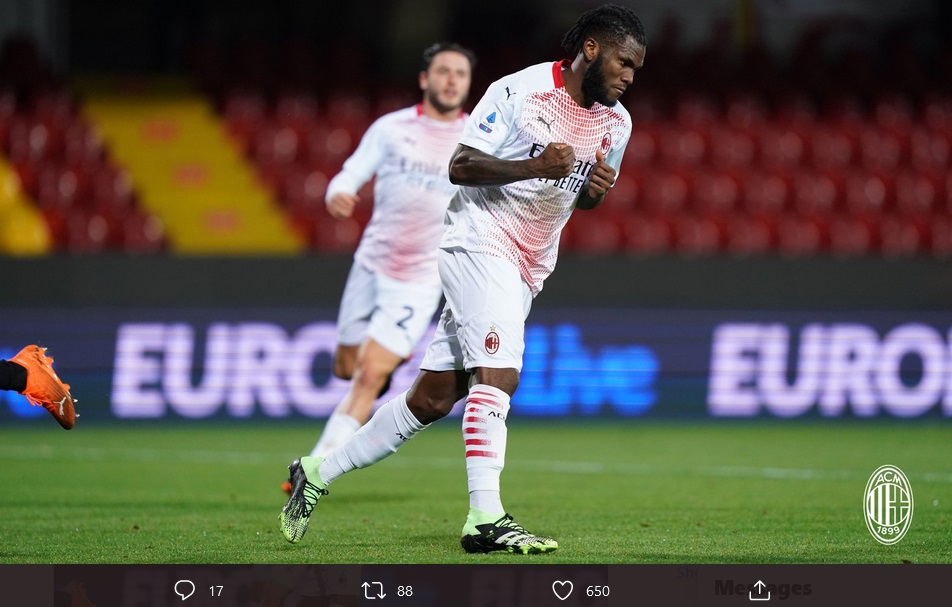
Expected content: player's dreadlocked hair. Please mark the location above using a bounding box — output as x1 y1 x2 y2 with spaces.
561 4 647 57
421 42 477 72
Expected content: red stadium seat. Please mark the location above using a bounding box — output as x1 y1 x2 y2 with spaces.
909 127 950 170
775 214 824 257
63 210 117 254
691 170 740 217
827 214 874 257
879 214 928 257
641 169 690 216
930 215 952 258
120 210 167 254
858 126 905 171
567 213 624 254
658 125 707 168
894 170 940 217
252 121 300 166
282 168 329 214
791 169 842 218
757 125 806 170
707 126 756 169
622 214 672 255
741 169 791 218
809 124 856 170
672 214 724 256
844 170 891 218
723 214 774 257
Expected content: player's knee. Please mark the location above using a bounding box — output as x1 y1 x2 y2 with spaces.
474 368 520 396
406 391 455 424
352 359 392 393
333 348 357 380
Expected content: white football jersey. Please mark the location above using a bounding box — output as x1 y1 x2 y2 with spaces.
327 104 466 285
442 60 632 295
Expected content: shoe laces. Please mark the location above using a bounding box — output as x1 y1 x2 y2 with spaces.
493 514 550 544
298 480 328 517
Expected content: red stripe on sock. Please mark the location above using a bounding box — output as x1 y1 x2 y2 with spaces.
464 416 484 423
464 427 488 434
465 438 490 445
465 450 497 458
467 395 501 408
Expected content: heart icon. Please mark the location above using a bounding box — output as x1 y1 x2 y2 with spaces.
552 580 574 601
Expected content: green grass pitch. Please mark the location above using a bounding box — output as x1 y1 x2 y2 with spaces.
1 421 949 564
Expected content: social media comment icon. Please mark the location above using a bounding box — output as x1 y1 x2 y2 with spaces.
174 580 196 601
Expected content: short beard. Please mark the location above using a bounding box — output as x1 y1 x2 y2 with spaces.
582 55 616 107
427 89 464 115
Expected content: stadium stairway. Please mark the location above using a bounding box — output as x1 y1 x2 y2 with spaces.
0 157 52 255
81 79 304 254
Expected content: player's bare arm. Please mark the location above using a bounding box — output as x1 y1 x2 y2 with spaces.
326 192 359 219
575 149 615 210
449 143 575 186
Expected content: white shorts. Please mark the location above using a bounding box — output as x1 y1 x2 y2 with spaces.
336 262 443 358
421 247 532 372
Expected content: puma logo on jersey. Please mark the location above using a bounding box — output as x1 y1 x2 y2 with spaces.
505 87 515 100
536 115 553 131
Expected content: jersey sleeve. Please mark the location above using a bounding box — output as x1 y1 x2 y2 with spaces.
458 76 519 156
605 127 630 176
325 117 388 200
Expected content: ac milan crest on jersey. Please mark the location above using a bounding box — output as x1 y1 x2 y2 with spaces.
485 327 500 354
600 132 612 155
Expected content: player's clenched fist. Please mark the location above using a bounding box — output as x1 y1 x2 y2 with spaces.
586 149 616 198
326 192 359 219
530 142 576 179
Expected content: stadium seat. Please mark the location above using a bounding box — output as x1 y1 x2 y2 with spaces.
691 169 740 216
672 214 723 256
741 169 790 218
879 214 928 257
909 127 950 170
775 214 824 257
120 210 167 254
707 125 756 169
252 120 300 166
723 214 774 257
843 170 891 218
894 170 940 217
622 214 672 255
757 125 806 170
791 169 841 218
641 169 690 216
827 214 874 257
567 213 624 254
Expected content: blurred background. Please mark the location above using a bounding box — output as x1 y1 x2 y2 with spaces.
1 0 951 424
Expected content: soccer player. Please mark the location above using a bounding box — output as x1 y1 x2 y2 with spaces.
309 42 476 458
281 4 646 554
0 344 77 429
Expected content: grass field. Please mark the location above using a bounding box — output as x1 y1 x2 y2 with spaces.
1 420 949 564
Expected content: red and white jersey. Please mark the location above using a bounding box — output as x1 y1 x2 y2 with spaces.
327 104 466 285
442 60 632 295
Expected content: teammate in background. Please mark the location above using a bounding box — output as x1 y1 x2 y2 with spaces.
308 42 476 459
281 4 645 553
0 344 77 429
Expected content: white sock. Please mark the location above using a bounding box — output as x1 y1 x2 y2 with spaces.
320 390 425 485
463 383 510 516
311 412 361 458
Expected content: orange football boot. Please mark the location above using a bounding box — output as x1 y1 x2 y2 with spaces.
11 345 77 429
